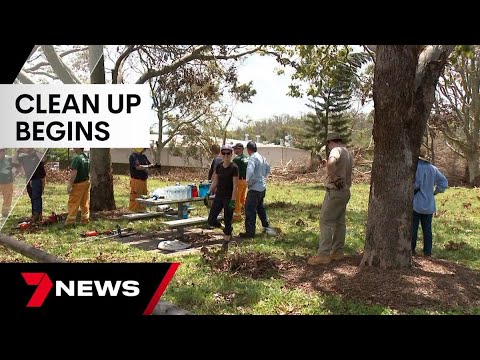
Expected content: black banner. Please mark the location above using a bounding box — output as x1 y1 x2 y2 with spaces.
0 263 179 316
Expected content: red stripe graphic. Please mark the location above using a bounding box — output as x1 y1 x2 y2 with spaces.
143 263 180 315
22 272 53 307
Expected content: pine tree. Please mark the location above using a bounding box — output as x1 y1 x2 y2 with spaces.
304 52 367 158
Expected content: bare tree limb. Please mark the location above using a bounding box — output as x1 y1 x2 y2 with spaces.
41 45 82 84
112 45 138 84
16 70 35 84
26 70 58 79
445 140 467 158
26 46 88 72
415 45 456 90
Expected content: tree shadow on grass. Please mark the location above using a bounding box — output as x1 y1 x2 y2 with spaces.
282 254 480 314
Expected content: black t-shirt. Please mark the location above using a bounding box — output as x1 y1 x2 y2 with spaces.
208 156 223 181
214 162 239 198
17 152 46 181
129 153 151 180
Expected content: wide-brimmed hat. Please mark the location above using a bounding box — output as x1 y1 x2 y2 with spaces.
418 147 430 162
326 132 343 142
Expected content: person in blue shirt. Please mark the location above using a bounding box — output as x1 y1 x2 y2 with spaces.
412 148 448 257
239 141 275 238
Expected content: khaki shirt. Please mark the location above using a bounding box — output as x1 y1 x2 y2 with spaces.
325 146 353 190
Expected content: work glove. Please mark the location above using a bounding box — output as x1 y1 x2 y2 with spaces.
228 199 236 211
333 177 345 190
203 192 211 207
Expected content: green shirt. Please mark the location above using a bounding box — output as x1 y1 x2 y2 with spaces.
0 156 14 184
233 153 249 179
70 153 90 183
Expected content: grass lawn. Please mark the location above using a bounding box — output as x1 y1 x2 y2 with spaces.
1 175 479 314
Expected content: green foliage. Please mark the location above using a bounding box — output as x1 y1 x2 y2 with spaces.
45 148 70 161
267 46 371 158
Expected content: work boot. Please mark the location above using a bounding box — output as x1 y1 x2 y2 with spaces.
239 232 255 239
330 251 344 260
222 235 232 252
32 213 43 223
307 255 331 266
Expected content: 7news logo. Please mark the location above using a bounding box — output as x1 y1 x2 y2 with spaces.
22 272 140 307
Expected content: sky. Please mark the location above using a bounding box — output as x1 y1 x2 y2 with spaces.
228 52 373 129
231 54 310 126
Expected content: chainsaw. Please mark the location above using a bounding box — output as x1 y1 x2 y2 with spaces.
17 212 65 231
80 225 136 239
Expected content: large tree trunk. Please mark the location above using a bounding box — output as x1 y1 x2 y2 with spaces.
88 45 116 211
467 153 480 185
89 148 116 211
361 45 454 269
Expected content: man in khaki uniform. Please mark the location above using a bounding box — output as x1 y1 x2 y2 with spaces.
65 148 90 225
308 132 353 265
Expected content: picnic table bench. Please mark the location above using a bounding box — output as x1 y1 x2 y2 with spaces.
162 215 224 230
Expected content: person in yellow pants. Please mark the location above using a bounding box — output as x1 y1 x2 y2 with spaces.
65 148 90 225
232 143 249 221
0 148 15 218
129 148 158 212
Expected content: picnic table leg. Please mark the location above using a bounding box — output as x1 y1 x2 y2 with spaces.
177 227 185 238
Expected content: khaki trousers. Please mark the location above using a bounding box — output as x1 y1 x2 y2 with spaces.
318 189 351 256
66 180 91 224
129 178 148 212
233 179 247 220
0 182 13 216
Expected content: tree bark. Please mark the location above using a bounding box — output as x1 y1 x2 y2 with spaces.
467 153 480 185
361 45 453 269
88 46 116 211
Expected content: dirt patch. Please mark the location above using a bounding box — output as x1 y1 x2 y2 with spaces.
92 209 132 220
201 250 480 312
280 254 480 312
202 250 289 279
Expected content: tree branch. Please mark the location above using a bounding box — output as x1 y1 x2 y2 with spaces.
26 46 88 72
16 70 35 84
41 45 82 84
27 71 58 79
415 45 455 90
112 45 137 84
195 46 263 61
445 140 466 159
136 45 211 84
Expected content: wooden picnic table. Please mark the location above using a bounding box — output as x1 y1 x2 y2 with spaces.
135 196 215 237
136 196 208 218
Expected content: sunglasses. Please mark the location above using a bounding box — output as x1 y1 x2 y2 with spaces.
221 152 232 155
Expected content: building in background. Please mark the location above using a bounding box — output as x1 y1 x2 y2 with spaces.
109 134 311 171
